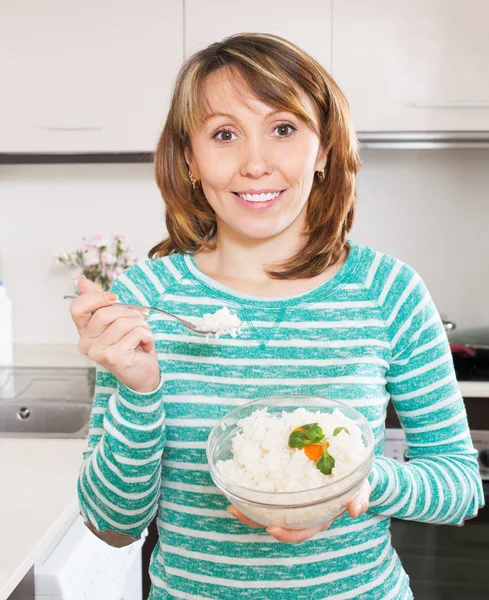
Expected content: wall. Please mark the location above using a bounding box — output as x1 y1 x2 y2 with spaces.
0 149 488 345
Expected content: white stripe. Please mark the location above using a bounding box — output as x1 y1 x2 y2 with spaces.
390 295 431 355
97 443 153 483
164 393 390 408
153 316 386 330
108 391 165 432
91 449 160 501
139 261 165 295
161 256 183 281
406 430 471 447
420 462 444 522
386 354 451 383
160 500 230 518
327 551 398 600
390 374 455 401
157 514 387 543
386 273 421 327
162 294 225 306
342 283 362 290
305 300 378 309
91 407 106 415
424 459 458 524
365 252 382 289
165 440 207 449
95 386 117 394
163 460 209 471
163 541 391 588
369 461 399 507
407 464 432 519
89 428 105 437
411 331 445 358
118 271 149 305
84 462 155 517
165 418 217 427
117 391 163 413
163 352 389 369
162 480 221 494
151 578 207 600
395 392 460 417
164 373 386 386
158 534 388 567
378 262 403 306
402 411 466 434
112 450 163 465
79 470 156 530
103 415 163 450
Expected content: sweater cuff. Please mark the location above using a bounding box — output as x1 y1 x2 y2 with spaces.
118 373 164 406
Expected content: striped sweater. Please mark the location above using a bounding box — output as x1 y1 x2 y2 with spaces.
78 239 484 599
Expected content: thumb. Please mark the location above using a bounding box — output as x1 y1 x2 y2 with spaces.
77 276 104 294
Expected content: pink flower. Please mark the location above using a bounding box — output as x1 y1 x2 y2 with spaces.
101 251 117 265
114 234 126 242
91 232 109 248
84 249 100 266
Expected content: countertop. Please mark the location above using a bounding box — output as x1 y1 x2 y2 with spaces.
0 438 87 600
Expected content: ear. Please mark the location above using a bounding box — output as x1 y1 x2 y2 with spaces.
184 147 201 180
314 147 327 172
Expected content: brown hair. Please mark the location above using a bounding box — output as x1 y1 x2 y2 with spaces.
149 33 361 278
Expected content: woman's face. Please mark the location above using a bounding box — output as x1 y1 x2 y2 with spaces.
185 69 326 242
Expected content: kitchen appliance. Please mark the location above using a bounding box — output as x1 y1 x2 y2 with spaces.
385 396 489 599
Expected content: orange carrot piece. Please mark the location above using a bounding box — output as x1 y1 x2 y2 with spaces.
304 444 323 461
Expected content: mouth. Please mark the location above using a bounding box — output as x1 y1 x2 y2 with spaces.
231 190 286 210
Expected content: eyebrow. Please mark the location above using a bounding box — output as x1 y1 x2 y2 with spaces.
203 109 291 124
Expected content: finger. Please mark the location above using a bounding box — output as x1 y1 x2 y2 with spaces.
266 521 331 543
227 505 266 528
70 289 118 332
89 326 155 365
77 277 104 294
348 481 371 518
81 316 150 355
83 306 150 340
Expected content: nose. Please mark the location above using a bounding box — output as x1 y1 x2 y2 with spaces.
239 137 273 178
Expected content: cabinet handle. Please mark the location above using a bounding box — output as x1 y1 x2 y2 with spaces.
45 125 103 131
411 102 489 109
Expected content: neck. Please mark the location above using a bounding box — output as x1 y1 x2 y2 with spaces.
205 219 305 284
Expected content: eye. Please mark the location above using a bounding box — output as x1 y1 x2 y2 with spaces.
212 127 239 143
273 122 297 138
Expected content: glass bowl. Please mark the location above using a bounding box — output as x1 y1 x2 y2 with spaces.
206 395 374 530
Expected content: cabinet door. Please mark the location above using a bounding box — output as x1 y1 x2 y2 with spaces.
0 1 183 153
333 0 489 131
185 0 332 70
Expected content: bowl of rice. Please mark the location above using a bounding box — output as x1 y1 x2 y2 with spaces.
206 395 374 529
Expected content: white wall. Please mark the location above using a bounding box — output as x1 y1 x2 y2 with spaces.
1 149 488 345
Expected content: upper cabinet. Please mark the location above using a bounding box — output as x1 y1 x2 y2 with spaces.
184 0 332 70
0 1 183 153
332 0 489 132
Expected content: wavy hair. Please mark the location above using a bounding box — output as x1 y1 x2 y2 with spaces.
149 33 361 278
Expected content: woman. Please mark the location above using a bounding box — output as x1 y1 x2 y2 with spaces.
71 34 484 599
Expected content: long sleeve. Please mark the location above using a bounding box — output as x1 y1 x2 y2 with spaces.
367 264 484 525
77 263 166 546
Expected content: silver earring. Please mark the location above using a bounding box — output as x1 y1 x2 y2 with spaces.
317 169 325 180
188 170 198 190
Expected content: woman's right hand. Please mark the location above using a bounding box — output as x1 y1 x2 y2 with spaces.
70 277 160 393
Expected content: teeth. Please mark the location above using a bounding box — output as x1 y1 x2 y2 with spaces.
237 191 281 202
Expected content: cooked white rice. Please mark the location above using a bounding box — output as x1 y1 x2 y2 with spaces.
215 407 370 528
217 407 367 492
191 306 242 338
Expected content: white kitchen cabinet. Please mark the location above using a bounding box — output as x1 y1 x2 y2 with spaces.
332 0 489 132
0 1 183 153
184 0 332 70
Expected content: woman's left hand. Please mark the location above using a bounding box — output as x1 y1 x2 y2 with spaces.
227 479 370 543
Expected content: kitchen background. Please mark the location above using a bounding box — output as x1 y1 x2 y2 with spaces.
1 1 489 599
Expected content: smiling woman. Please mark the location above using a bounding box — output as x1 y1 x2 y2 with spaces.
150 33 359 280
73 32 484 600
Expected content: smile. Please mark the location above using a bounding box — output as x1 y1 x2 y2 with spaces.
231 189 286 211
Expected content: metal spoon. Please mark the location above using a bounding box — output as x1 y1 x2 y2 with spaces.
63 295 217 336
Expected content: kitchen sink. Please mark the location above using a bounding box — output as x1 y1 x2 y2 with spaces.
0 366 94 438
0 400 91 437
